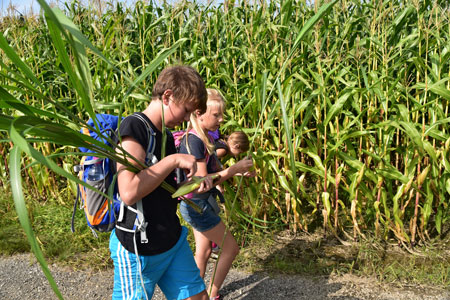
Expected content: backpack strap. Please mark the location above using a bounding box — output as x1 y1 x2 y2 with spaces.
115 113 156 244
132 113 157 166
185 129 211 164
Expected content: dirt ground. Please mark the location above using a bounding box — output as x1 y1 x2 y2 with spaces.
1 242 449 300
1 227 449 300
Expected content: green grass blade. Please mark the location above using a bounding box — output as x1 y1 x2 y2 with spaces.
0 32 43 89
125 38 187 99
324 90 354 126
9 146 64 300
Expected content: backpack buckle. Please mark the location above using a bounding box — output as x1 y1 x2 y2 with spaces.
137 221 148 232
73 165 83 173
138 222 149 244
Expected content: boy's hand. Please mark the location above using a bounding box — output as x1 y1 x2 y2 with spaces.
176 153 198 178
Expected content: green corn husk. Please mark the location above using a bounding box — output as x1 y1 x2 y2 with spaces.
172 174 220 198
161 181 203 213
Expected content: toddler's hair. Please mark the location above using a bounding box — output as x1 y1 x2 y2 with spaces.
152 65 207 113
227 131 250 153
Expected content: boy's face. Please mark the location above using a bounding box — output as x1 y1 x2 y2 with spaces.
164 98 197 128
198 105 223 132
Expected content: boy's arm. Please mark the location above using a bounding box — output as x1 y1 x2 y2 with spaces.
116 136 199 206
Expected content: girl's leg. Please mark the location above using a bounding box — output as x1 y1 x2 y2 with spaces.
193 229 213 278
184 290 209 300
201 220 239 298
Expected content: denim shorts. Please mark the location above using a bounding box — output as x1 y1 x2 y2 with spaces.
180 194 221 232
109 226 205 300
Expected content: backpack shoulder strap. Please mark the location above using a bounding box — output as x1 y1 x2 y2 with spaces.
117 113 156 244
131 113 157 166
185 129 210 164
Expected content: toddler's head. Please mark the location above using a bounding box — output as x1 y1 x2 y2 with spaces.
227 131 249 157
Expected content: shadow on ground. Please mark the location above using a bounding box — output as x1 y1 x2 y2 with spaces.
219 273 362 300
216 231 365 299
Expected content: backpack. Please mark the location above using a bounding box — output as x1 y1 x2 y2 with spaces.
72 113 156 242
172 129 213 184
173 129 212 159
172 129 186 149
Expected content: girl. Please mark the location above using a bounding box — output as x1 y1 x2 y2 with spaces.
179 89 254 300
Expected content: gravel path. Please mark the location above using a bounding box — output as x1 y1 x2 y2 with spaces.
0 253 448 300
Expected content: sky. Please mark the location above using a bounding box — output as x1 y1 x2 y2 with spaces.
0 0 216 16
1 0 38 15
0 0 139 16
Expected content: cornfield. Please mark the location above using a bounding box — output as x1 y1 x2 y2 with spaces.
1 0 450 269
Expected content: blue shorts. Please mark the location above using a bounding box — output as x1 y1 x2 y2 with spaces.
109 226 205 300
180 195 221 232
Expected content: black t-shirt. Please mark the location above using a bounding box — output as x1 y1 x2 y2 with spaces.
115 112 181 255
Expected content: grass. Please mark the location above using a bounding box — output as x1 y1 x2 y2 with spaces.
234 226 450 290
0 189 29 254
1 186 449 289
0 187 111 271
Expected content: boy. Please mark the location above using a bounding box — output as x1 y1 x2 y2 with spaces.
110 65 212 300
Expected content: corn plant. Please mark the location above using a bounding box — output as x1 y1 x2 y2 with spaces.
2 1 450 297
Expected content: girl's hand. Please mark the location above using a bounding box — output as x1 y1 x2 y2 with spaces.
194 175 213 194
232 157 254 175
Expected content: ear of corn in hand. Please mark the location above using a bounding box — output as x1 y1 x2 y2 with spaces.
171 174 220 198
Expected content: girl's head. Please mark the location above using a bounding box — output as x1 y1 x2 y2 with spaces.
188 89 226 154
227 131 249 157
199 89 226 131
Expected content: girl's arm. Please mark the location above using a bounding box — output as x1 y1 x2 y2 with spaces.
116 136 210 206
203 157 253 186
216 148 228 158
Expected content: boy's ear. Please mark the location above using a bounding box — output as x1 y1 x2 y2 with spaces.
162 89 172 104
194 109 203 117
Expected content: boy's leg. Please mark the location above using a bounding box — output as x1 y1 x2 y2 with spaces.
158 227 208 300
110 230 163 300
184 290 209 300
